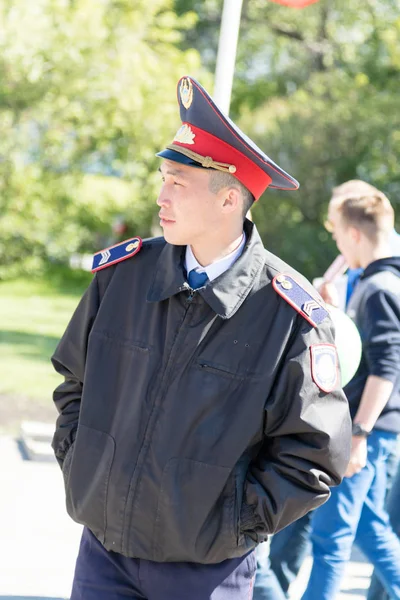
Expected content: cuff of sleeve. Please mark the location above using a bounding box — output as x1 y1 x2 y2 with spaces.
52 427 77 467
369 369 399 384
240 503 268 543
240 503 259 531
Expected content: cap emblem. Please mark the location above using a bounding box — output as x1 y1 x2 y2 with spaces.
173 124 195 145
179 77 194 109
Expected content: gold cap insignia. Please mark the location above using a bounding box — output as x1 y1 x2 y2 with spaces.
125 241 139 252
180 77 193 109
173 124 195 145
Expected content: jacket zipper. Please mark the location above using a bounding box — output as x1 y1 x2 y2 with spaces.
182 281 196 303
122 288 197 553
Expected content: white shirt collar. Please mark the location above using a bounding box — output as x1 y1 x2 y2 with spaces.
185 233 246 282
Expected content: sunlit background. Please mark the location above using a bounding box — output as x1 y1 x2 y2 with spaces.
0 2 398 596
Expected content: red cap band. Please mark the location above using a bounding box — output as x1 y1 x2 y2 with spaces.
173 123 272 200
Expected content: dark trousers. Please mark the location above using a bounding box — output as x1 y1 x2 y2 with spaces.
71 527 256 600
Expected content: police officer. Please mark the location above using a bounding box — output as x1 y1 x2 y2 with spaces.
51 76 351 600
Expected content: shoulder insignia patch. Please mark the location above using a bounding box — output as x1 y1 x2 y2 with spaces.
310 344 338 392
92 237 142 273
272 273 329 327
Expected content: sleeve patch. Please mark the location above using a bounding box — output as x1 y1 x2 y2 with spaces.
310 344 339 393
92 237 142 273
272 273 329 327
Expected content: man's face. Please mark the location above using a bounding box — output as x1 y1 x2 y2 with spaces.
326 205 360 269
157 160 223 246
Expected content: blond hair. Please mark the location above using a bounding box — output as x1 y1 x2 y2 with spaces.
331 179 380 199
329 180 394 241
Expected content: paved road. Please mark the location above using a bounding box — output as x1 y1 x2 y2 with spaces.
0 437 81 599
0 436 372 599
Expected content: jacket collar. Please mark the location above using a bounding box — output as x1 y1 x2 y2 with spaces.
185 233 246 282
361 256 400 280
147 219 266 319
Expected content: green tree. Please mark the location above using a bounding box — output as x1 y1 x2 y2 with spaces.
176 0 400 278
0 0 202 278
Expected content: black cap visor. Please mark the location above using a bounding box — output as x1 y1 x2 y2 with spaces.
156 148 204 169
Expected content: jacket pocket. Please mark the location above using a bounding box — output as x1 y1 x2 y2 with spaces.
65 425 115 544
153 458 241 563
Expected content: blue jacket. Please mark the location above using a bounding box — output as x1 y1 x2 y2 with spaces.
344 257 400 433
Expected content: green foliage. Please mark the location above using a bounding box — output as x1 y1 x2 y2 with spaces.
0 0 202 278
2 0 400 280
238 1 400 277
247 70 400 275
0 274 89 408
177 0 400 278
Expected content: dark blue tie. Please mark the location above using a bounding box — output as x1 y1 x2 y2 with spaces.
188 269 208 289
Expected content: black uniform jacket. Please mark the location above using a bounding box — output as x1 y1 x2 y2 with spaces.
52 220 351 564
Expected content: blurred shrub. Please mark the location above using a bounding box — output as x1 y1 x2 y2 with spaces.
178 0 400 279
0 0 203 278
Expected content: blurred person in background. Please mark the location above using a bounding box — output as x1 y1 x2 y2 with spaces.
368 458 400 600
50 76 351 600
254 181 400 600
300 184 400 600
321 180 400 308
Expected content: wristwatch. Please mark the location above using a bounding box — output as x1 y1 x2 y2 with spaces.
352 423 370 438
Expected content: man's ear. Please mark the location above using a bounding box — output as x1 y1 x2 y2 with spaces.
221 187 241 214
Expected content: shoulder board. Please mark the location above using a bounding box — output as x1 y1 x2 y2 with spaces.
92 237 142 273
272 273 328 327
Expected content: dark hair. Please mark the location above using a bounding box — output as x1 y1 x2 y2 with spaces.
208 170 254 219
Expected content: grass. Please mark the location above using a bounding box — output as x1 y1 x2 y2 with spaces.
0 268 91 405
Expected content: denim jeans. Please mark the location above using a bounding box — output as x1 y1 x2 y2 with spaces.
252 538 287 600
301 429 400 600
253 514 312 599
367 457 400 600
270 513 312 595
